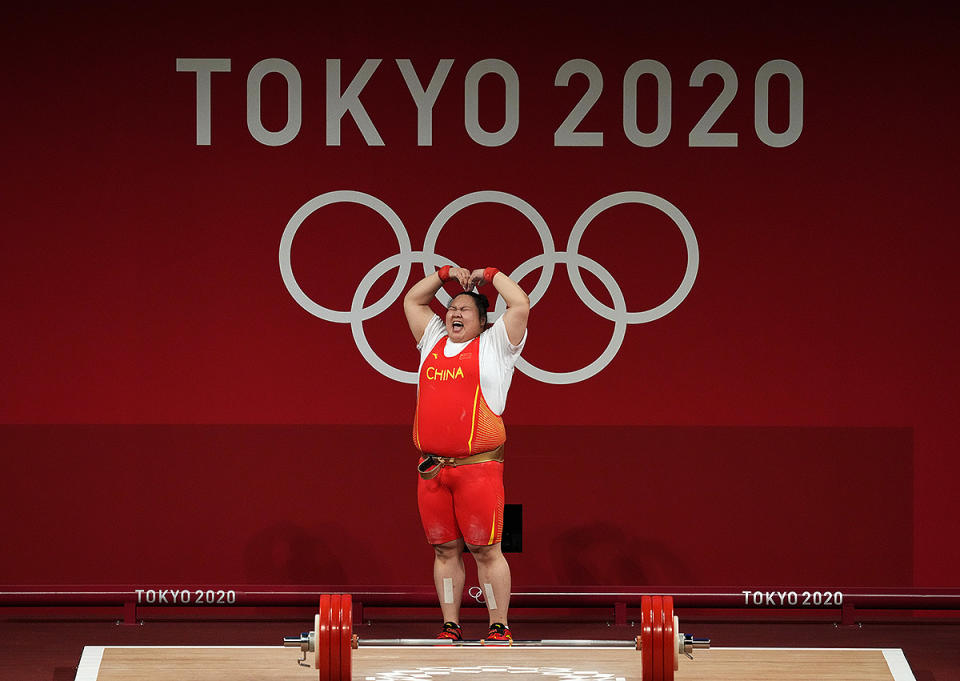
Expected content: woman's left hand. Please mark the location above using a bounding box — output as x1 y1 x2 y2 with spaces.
468 268 487 289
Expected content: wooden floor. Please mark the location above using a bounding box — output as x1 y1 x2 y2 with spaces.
75 645 916 681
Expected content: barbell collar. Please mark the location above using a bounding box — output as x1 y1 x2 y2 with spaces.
283 632 314 652
682 634 710 658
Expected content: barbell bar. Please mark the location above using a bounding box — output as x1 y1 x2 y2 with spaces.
284 593 710 681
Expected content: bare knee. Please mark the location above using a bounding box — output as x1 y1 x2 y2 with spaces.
434 538 465 561
466 541 503 565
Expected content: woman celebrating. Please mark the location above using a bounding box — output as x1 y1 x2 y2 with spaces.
403 265 530 641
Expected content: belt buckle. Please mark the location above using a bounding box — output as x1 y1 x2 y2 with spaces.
419 456 442 474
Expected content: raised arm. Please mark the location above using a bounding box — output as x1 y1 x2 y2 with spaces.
403 266 470 343
471 268 530 345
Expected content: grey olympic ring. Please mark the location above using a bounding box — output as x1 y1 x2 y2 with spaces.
278 189 699 385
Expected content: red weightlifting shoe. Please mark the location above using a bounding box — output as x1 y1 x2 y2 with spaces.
485 622 513 642
436 621 463 640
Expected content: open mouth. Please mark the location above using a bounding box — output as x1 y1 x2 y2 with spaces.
451 321 463 331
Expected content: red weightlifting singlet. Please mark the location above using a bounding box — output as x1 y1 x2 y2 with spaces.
413 336 506 457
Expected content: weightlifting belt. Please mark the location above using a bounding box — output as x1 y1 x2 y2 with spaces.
417 444 505 480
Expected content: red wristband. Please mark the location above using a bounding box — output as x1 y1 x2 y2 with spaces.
483 267 499 285
437 265 452 282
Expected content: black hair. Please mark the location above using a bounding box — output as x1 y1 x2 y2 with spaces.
449 291 489 326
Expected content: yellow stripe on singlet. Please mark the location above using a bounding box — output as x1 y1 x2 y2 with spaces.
488 506 498 545
467 385 480 453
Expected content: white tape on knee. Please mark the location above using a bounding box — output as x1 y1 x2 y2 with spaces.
443 578 454 604
483 583 498 610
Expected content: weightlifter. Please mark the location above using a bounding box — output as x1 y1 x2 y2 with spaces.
403 265 530 642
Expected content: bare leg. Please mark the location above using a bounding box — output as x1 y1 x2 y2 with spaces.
433 538 466 623
467 541 511 626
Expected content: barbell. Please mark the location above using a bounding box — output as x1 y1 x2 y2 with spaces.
283 593 709 681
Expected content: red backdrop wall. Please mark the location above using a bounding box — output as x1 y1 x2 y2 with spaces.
1 2 956 590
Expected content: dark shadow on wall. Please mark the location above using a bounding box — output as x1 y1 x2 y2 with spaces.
242 523 354 584
550 522 694 585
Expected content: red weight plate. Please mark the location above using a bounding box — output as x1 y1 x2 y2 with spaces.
317 595 331 681
662 596 675 681
340 594 353 681
315 600 321 680
640 595 653 681
329 594 341 681
651 595 663 681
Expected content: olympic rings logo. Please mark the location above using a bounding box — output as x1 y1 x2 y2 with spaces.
279 190 699 385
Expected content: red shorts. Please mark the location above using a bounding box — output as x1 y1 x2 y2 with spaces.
417 460 504 546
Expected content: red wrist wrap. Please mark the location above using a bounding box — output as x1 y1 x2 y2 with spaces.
483 267 499 284
438 265 452 282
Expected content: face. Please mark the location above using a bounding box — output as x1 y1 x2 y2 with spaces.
445 294 484 342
